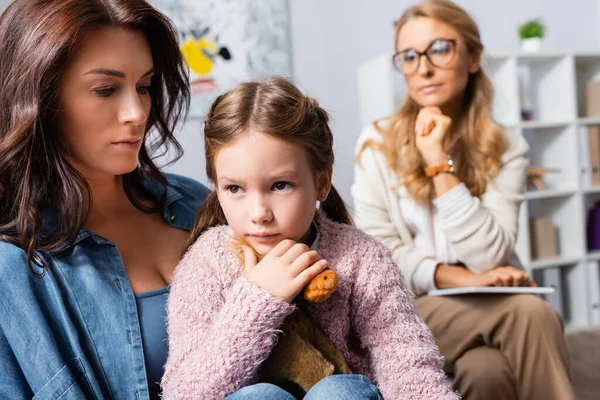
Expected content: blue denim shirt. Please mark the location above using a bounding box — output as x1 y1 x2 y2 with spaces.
0 173 210 399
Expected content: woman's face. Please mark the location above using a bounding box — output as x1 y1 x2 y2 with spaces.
214 131 330 256
56 27 154 180
396 17 479 109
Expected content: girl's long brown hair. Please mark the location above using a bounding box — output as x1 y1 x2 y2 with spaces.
358 0 506 203
0 0 190 272
188 76 352 246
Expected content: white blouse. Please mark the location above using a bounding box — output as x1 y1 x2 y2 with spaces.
351 123 528 295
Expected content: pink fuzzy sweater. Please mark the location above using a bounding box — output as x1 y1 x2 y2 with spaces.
162 212 458 399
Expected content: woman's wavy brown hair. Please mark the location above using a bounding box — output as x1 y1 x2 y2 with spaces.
188 76 352 246
359 0 506 203
0 0 189 272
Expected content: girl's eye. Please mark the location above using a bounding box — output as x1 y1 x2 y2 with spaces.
226 185 242 194
93 87 115 97
272 182 292 191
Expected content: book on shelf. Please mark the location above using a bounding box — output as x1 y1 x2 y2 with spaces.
529 217 558 260
586 81 600 117
587 125 600 185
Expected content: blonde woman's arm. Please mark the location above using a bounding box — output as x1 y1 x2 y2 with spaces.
352 126 440 295
433 129 529 273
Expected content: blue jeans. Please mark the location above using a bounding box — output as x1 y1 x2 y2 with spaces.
225 374 384 399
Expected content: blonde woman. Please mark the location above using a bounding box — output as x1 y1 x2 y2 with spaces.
352 1 575 399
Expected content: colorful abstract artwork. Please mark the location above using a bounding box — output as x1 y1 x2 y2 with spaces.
152 0 292 119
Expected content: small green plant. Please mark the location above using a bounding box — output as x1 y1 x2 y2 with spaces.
519 20 544 40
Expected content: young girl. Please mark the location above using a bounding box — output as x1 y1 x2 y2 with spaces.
161 77 458 400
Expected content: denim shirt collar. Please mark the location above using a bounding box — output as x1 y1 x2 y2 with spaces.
40 176 188 251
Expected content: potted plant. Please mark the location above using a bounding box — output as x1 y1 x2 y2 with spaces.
519 20 544 52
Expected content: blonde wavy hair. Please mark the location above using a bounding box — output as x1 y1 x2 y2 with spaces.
359 0 506 203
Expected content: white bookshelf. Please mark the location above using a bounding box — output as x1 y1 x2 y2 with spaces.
357 52 600 332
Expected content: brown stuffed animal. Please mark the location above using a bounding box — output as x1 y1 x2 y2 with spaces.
231 237 351 397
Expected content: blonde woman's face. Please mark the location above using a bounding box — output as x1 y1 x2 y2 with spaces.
396 17 479 109
214 131 331 256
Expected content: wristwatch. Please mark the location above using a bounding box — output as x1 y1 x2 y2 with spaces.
424 155 455 177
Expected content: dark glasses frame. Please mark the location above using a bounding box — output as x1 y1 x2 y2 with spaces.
392 38 458 74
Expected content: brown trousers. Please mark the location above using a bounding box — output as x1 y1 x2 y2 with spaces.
416 294 576 400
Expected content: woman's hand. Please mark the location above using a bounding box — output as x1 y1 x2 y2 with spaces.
467 266 537 287
435 264 537 289
415 106 452 166
242 239 328 303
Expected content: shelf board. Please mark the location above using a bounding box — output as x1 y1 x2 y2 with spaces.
516 53 566 63
586 251 600 261
520 120 572 129
529 256 582 270
525 188 577 200
485 52 568 64
484 53 511 61
574 53 600 61
577 117 600 125
565 321 590 334
583 186 600 194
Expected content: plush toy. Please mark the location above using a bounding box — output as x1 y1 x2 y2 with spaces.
231 237 352 398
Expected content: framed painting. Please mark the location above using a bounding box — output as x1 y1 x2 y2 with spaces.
152 0 293 119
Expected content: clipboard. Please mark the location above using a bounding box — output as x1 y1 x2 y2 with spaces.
427 286 555 296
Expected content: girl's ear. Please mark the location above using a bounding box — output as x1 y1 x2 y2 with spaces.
316 168 333 201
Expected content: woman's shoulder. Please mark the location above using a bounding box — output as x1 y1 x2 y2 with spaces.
500 126 529 161
354 120 393 165
0 241 30 274
165 173 211 202
356 120 389 149
164 173 212 226
0 241 41 303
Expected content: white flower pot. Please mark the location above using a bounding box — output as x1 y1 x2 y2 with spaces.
521 37 543 52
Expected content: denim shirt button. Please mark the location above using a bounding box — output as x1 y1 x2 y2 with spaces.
170 215 176 221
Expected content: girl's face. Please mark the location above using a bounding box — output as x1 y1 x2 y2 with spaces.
214 131 331 255
396 17 479 109
56 27 154 181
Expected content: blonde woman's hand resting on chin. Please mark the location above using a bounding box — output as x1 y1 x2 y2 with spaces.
415 106 452 166
242 239 328 303
435 264 537 289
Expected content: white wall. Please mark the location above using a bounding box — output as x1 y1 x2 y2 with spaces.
4 0 600 203
163 119 208 186
288 0 600 207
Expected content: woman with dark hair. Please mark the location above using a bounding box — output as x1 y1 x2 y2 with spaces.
0 0 209 398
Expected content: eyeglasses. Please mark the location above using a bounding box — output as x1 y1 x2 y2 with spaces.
392 38 457 74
